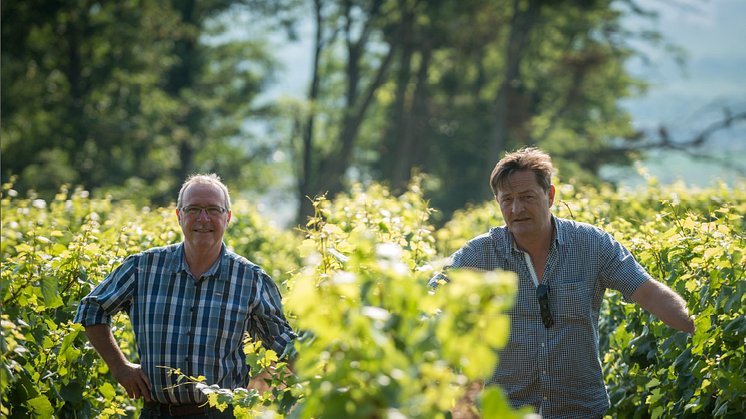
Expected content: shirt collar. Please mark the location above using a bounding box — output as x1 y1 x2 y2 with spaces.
169 242 228 281
504 215 564 254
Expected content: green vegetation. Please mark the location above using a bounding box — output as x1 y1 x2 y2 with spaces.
2 177 744 418
4 2 744 417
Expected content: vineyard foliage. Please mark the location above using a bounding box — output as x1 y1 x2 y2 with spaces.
2 177 745 418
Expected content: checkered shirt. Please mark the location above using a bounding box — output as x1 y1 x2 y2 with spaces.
429 216 650 419
75 243 297 405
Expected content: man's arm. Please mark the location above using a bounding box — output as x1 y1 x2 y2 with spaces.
631 279 695 335
84 323 152 402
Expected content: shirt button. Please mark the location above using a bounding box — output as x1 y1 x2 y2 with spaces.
190 307 194 312
542 370 546 375
543 396 548 400
185 357 189 362
541 343 545 347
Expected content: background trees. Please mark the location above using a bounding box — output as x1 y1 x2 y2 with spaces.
1 0 280 205
2 0 743 223
254 0 679 223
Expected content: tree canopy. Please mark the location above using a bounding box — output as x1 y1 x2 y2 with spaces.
254 0 669 223
2 0 706 222
2 0 281 205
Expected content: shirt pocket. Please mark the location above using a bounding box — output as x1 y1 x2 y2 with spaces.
552 281 591 321
204 299 250 345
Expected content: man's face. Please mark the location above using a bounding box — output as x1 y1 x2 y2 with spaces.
177 183 231 254
496 170 555 240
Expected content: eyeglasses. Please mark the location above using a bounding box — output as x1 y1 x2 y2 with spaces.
180 205 227 217
536 284 554 329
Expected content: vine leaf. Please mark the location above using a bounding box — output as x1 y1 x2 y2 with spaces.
40 275 62 308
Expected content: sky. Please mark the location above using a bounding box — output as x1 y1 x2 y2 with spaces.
607 0 746 186
621 0 745 135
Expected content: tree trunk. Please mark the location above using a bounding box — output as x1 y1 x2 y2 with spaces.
391 39 432 190
485 0 540 197
65 5 91 188
297 0 326 226
302 0 395 216
387 0 415 189
170 0 197 197
320 41 397 199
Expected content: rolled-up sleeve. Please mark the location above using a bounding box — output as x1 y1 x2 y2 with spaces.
249 271 297 355
74 255 138 327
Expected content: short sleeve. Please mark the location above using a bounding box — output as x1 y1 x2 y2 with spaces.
248 271 297 356
74 254 139 327
598 231 651 302
428 238 486 288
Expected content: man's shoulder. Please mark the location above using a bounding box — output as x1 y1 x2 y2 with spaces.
106 244 180 275
458 226 508 254
555 216 612 242
222 248 266 275
139 243 181 256
485 225 510 247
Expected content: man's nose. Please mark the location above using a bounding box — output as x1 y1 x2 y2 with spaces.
511 199 525 213
197 209 211 221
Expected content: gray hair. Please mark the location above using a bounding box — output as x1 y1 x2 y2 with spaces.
177 173 231 211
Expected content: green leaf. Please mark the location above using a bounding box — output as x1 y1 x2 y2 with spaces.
692 315 712 349
724 282 745 313
676 372 695 389
646 388 663 404
27 395 54 416
673 347 692 372
722 316 746 341
60 329 80 363
99 382 117 400
717 286 735 312
714 400 729 417
40 275 62 308
59 381 84 403
278 391 299 414
15 243 34 254
480 386 521 419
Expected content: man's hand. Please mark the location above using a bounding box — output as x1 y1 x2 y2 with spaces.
111 361 152 401
84 324 153 401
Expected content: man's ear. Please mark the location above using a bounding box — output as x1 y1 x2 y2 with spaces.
226 210 232 225
548 185 556 207
176 208 181 223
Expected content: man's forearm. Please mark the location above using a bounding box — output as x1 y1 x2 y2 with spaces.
84 323 153 401
631 279 695 334
84 323 129 371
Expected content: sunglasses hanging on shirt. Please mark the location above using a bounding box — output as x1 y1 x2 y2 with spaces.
536 284 554 329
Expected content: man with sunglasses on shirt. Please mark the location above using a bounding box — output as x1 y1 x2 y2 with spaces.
429 147 694 419
75 174 296 418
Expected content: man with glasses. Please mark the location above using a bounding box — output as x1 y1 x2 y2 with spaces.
430 148 694 419
76 174 296 418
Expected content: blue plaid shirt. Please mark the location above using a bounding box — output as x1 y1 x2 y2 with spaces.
75 243 296 405
430 216 650 419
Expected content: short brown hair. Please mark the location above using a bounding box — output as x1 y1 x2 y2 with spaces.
490 147 553 196
177 173 231 211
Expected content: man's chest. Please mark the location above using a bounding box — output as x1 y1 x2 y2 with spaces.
136 272 254 335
